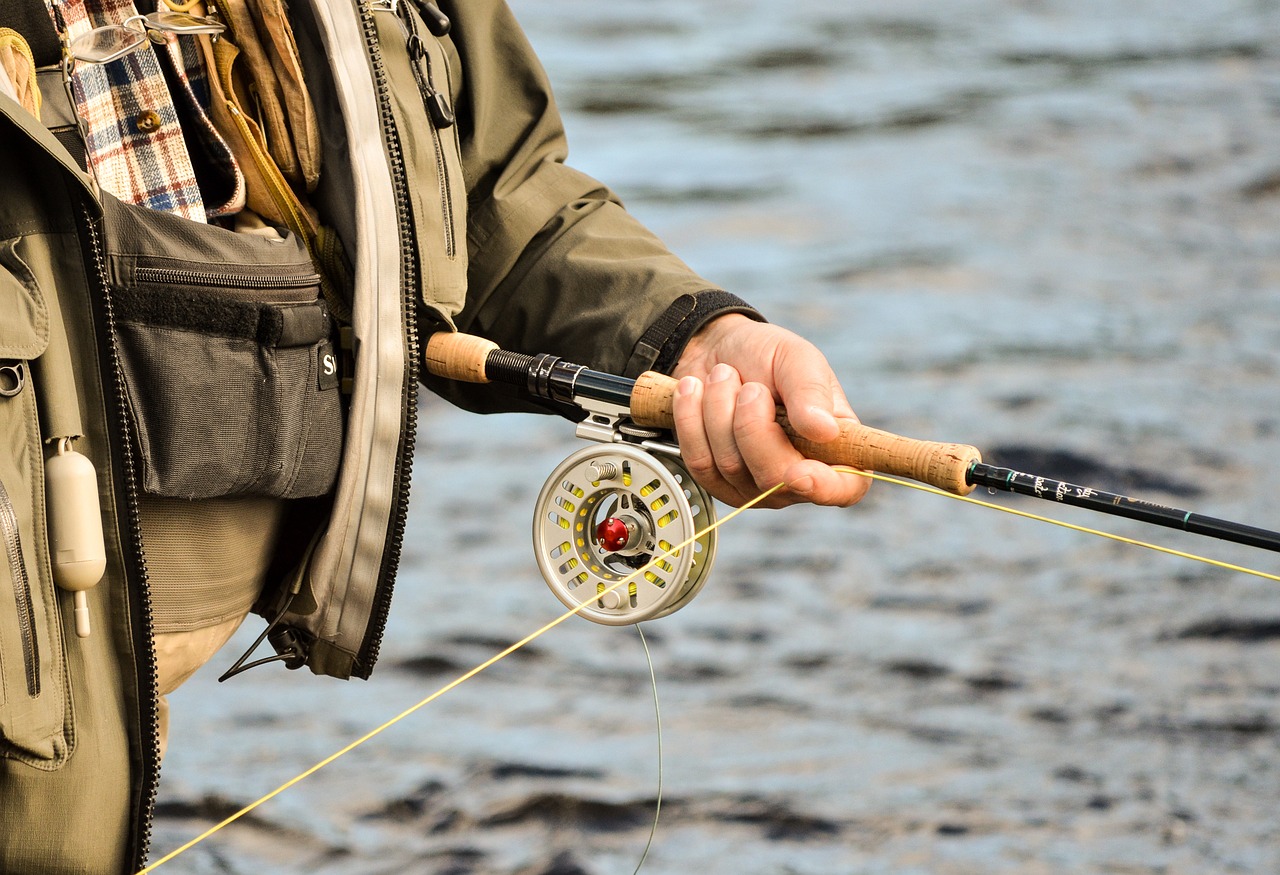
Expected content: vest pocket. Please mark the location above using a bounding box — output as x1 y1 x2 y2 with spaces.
102 197 345 501
112 265 343 500
0 250 72 768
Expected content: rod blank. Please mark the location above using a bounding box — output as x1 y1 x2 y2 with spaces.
967 463 1280 554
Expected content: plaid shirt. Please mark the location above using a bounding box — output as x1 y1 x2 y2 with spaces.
50 0 243 222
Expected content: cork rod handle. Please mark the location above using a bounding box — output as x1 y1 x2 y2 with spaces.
633 372 981 496
425 332 499 383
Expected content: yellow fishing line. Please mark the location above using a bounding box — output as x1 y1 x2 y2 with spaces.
833 466 1280 583
140 460 1276 873
138 482 786 874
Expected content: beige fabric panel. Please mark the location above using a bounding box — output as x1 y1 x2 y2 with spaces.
139 494 285 632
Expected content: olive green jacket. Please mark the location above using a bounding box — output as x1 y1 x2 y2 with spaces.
0 0 753 870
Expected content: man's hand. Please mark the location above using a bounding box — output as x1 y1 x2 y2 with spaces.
669 314 871 509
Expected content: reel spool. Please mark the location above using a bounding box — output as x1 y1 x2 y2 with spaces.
533 443 717 625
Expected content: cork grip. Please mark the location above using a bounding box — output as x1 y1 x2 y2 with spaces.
425 332 498 383
630 371 981 496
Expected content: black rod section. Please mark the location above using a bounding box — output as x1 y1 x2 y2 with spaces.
483 350 635 409
968 462 1280 554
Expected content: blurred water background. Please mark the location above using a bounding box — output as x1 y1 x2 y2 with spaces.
157 1 1280 872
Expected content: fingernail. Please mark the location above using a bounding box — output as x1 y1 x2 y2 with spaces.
738 382 764 405
809 405 838 430
708 363 734 384
676 376 699 398
788 474 815 496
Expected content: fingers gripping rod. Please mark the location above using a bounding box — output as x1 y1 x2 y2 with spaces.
424 332 982 496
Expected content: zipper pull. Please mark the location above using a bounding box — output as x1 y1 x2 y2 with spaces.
406 34 456 129
424 89 455 129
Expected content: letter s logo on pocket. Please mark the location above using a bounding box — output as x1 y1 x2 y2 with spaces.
317 342 340 391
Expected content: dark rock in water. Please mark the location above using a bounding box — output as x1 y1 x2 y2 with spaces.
480 761 605 781
713 795 842 841
785 652 833 672
361 780 472 837
727 693 813 714
884 658 951 680
867 593 991 616
750 553 840 575
446 634 547 661
1093 702 1132 722
1241 168 1280 200
733 45 841 74
994 393 1044 412
905 724 969 745
415 846 488 875
821 247 955 285
516 850 593 875
1144 714 1276 738
480 792 657 833
392 654 464 676
694 624 772 644
1171 616 1280 642
667 662 734 682
998 40 1262 70
985 445 1203 498
152 793 275 830
362 779 448 823
1029 707 1072 725
964 671 1023 693
625 182 779 206
572 93 669 117
1053 765 1099 784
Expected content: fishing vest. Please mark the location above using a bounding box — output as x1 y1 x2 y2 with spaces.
0 0 466 868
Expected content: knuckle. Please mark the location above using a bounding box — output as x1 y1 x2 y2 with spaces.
680 447 718 481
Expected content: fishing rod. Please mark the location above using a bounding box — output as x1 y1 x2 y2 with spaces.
425 332 1280 622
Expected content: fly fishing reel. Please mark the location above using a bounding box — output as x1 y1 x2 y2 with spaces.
420 331 724 624
533 441 718 625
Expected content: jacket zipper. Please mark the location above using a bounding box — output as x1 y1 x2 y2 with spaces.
79 204 162 870
132 266 323 291
400 5 457 259
354 0 419 678
0 477 40 698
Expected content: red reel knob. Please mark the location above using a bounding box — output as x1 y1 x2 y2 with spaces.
596 517 632 552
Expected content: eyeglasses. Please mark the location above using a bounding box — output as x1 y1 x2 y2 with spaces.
68 10 224 65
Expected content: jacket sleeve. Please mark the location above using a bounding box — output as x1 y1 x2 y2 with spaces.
425 0 761 415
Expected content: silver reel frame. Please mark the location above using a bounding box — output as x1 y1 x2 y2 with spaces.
533 442 717 625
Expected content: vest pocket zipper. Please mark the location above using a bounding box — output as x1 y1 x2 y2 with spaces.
401 5 458 259
0 476 39 698
0 368 71 767
131 265 324 298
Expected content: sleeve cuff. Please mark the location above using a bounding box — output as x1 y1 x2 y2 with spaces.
623 290 765 377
